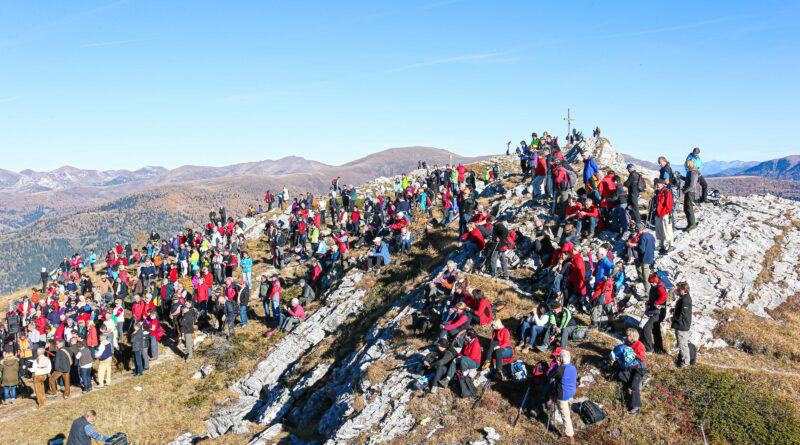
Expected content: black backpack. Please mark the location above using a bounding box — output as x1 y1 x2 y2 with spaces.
578 400 607 426
636 173 646 193
459 375 477 398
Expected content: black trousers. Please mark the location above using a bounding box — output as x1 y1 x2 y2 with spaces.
684 192 696 227
628 193 641 225
642 311 665 353
619 367 644 408
698 175 708 202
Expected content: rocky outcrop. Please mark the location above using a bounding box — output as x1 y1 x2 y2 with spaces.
206 272 367 438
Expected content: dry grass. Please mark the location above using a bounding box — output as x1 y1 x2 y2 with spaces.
716 294 800 363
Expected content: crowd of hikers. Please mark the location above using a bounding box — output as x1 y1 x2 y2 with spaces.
0 130 707 443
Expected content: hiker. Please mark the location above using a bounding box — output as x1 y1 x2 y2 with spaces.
269 298 306 336
546 302 576 350
682 159 701 231
298 278 316 306
653 179 675 253
590 271 616 330
549 349 577 443
237 280 250 327
1 351 20 404
439 302 469 339
460 222 487 272
180 302 197 360
613 328 647 414
31 348 51 408
75 341 94 393
634 224 656 296
624 163 644 225
241 252 253 288
685 147 707 202
532 147 549 199
366 237 391 272
219 296 237 339
487 318 513 381
130 321 146 376
489 218 510 280
583 152 601 203
565 245 587 309
606 175 629 233
50 340 72 398
519 303 549 351
67 410 111 444
95 336 113 387
657 156 674 187
427 260 458 304
670 282 693 367
444 328 481 386
424 338 457 393
643 272 669 354
467 289 493 327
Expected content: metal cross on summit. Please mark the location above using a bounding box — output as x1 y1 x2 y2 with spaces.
563 108 575 142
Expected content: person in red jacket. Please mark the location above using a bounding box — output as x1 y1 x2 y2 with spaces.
308 258 323 292
445 329 481 384
590 276 616 329
488 318 513 380
619 328 647 414
469 289 493 326
653 179 675 253
565 246 587 307
597 171 618 211
460 222 486 270
643 273 669 353
195 280 210 316
131 294 146 322
577 198 602 237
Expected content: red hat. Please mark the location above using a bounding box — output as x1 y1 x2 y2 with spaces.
552 346 564 358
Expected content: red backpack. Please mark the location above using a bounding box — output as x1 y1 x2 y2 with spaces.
502 231 518 252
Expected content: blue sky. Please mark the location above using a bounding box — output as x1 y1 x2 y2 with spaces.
1 0 798 171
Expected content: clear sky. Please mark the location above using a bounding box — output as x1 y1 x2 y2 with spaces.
1 0 798 172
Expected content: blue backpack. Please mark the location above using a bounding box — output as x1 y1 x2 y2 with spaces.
656 270 673 292
511 360 528 382
611 344 644 370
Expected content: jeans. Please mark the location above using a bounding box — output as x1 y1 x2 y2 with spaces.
270 297 281 325
575 217 598 236
79 367 92 392
133 351 144 375
242 271 252 288
3 385 16 401
490 344 513 370
281 316 301 332
239 305 248 326
520 321 545 346
400 239 412 255
150 336 158 360
465 242 482 269
531 175 545 198
490 249 509 279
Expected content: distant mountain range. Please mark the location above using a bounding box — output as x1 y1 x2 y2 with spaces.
0 146 481 294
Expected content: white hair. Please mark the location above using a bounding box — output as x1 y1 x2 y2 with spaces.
559 350 572 364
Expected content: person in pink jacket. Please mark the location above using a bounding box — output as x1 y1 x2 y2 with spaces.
268 298 306 336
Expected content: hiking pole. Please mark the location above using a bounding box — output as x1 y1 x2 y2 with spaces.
471 378 491 410
546 398 554 432
513 381 533 427
701 423 708 445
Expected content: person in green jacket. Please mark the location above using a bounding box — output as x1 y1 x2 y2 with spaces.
545 302 577 350
1 352 20 404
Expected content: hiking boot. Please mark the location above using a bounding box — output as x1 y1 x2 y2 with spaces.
627 407 641 415
429 385 438 394
266 328 278 337
561 436 575 443
438 377 450 388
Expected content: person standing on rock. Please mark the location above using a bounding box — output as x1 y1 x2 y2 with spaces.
634 223 656 297
670 282 693 367
624 163 645 226
582 151 601 204
682 160 701 231
642 273 668 354
685 147 707 203
653 179 675 253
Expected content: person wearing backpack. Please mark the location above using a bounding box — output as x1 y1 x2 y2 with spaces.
669 282 693 367
624 164 645 225
643 273 669 354
612 328 647 414
95 337 113 387
685 147 707 203
682 160 701 231
549 349 577 443
634 223 656 296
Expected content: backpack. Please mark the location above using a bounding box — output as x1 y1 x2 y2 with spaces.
510 360 528 382
637 173 646 193
611 344 643 370
655 270 673 292
577 400 608 426
503 231 518 251
571 326 590 341
459 374 477 398
530 361 549 385
412 375 430 392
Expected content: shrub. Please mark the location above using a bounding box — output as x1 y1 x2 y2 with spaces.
658 365 800 445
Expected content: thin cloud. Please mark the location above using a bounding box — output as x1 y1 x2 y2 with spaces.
593 14 755 40
82 38 147 48
0 96 21 104
385 52 506 73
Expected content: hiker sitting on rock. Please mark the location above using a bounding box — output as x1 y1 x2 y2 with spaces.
519 303 549 352
544 302 576 351
366 237 391 273
424 338 457 393
610 328 647 415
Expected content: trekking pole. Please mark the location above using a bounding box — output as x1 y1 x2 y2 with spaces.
700 423 708 445
471 378 492 410
546 398 554 432
513 381 533 427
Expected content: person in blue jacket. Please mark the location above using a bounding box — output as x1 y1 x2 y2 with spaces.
634 223 656 296
549 349 577 442
367 237 391 272
582 152 601 203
